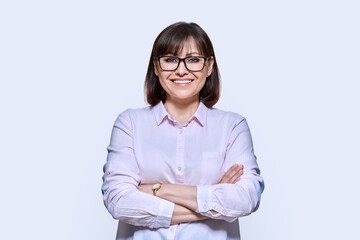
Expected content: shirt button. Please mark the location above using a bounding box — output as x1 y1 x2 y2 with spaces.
170 227 174 232
179 129 183 134
177 166 182 171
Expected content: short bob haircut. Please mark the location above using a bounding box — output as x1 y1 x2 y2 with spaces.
144 22 221 108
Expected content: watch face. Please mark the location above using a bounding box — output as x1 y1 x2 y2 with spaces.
152 183 161 196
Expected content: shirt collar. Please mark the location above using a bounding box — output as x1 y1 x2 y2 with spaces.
192 102 207 127
153 101 169 125
153 101 208 127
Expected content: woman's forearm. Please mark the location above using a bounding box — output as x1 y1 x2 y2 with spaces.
137 164 244 224
138 183 199 211
171 204 207 225
158 184 198 211
153 164 244 211
138 164 243 212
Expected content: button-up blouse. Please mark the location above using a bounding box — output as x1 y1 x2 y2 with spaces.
102 101 264 240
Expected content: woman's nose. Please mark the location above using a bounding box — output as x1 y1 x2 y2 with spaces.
175 60 188 75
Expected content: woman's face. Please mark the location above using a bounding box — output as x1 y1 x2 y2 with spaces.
154 38 214 105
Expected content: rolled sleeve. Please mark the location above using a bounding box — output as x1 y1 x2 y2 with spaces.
196 173 264 222
196 117 265 222
156 199 175 227
102 110 175 228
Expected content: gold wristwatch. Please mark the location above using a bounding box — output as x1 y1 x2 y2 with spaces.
152 183 162 196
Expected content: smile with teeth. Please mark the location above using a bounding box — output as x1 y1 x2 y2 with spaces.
171 79 193 84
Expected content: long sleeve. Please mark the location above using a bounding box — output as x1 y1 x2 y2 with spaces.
101 110 174 228
196 118 264 222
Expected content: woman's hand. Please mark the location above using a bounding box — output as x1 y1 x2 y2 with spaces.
218 164 244 184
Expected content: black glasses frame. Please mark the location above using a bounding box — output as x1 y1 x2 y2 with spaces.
156 56 209 72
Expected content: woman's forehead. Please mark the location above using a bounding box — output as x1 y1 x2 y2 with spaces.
164 38 202 55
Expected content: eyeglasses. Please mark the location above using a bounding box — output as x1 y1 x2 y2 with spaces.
157 56 209 72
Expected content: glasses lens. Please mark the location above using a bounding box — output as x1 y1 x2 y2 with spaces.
159 56 206 71
185 57 205 71
159 56 179 71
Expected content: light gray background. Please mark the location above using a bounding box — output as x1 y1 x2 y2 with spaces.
1 1 359 239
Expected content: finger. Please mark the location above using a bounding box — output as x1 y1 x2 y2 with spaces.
219 164 243 183
226 164 243 178
227 168 242 183
219 165 239 183
228 168 243 183
222 165 244 184
228 164 241 175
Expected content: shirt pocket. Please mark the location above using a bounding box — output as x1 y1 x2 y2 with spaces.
201 152 225 184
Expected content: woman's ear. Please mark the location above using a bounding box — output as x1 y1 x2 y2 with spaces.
207 57 214 77
153 60 159 76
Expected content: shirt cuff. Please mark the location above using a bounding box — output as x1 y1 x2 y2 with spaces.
154 199 175 228
196 185 211 213
196 185 224 219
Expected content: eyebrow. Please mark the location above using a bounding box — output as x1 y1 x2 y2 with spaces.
162 52 201 57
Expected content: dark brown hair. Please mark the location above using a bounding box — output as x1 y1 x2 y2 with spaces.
144 22 221 108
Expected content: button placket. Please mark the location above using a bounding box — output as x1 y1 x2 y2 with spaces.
166 225 178 240
175 127 185 182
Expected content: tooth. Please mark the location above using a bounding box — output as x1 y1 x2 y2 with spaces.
174 80 191 84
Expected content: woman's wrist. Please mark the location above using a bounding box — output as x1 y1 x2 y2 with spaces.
157 184 198 211
171 204 208 225
138 183 198 211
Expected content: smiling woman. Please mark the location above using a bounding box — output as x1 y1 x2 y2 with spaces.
102 21 264 240
153 37 214 123
145 22 221 110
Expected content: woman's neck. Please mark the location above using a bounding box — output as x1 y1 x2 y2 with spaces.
163 99 200 125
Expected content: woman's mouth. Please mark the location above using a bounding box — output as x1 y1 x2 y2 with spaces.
171 79 193 84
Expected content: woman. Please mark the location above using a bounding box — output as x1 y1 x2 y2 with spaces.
102 22 264 240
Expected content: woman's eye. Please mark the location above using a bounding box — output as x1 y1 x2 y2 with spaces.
164 57 178 63
187 57 200 63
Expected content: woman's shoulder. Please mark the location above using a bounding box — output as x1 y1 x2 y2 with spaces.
116 105 153 119
208 107 246 123
206 107 251 133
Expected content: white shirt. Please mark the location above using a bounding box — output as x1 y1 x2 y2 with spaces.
102 102 264 240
